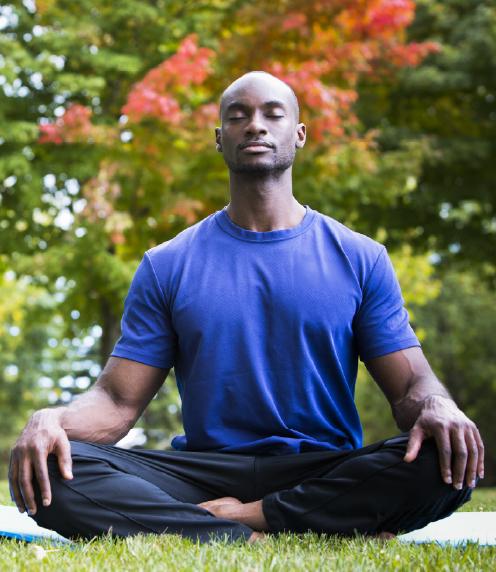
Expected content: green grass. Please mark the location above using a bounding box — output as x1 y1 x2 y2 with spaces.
0 481 494 571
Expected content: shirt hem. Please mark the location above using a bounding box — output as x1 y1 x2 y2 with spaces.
360 339 421 362
110 347 173 369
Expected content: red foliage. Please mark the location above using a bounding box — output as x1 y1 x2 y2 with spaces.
281 12 307 32
191 103 219 128
389 41 441 67
40 4 439 149
235 0 440 142
38 123 63 145
269 61 358 139
343 0 416 38
123 89 182 125
122 34 215 125
38 104 93 144
39 0 443 210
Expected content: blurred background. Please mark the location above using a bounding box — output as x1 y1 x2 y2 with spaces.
0 0 494 483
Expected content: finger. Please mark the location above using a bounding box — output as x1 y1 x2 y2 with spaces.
404 424 425 463
464 431 478 489
8 453 26 513
55 435 73 480
19 458 37 515
433 430 452 485
451 429 468 491
32 447 52 508
473 427 485 480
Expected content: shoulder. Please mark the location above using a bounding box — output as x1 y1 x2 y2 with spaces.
318 211 382 251
146 211 217 267
134 212 218 290
313 209 385 285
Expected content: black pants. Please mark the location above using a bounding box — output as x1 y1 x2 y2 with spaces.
33 434 472 544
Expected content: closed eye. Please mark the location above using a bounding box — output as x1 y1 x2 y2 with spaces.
228 115 284 120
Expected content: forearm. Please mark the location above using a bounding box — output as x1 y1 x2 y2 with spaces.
367 347 483 489
10 357 164 515
398 367 484 490
51 383 138 444
392 371 451 431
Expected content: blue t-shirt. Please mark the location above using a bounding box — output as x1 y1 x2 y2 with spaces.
111 205 420 455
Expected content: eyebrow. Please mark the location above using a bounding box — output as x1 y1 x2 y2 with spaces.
224 99 288 113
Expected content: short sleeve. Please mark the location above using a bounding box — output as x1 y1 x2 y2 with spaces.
111 252 177 369
354 247 420 362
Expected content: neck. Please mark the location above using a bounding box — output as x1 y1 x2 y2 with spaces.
226 168 305 232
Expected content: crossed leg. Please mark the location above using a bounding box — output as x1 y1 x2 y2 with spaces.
32 436 472 543
32 440 255 543
199 436 472 537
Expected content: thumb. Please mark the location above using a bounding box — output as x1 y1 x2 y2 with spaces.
55 434 73 480
404 424 425 463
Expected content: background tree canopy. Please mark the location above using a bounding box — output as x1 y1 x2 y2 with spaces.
1 0 495 482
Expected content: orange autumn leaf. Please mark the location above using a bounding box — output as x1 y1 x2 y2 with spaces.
122 34 215 125
162 198 204 225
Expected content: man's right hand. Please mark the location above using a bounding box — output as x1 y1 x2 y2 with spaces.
8 358 169 515
8 408 73 515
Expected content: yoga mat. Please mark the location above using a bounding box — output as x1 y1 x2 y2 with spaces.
0 505 494 545
0 506 70 543
398 512 496 546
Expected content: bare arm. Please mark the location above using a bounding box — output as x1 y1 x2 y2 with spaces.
9 357 169 515
365 346 484 490
60 357 168 443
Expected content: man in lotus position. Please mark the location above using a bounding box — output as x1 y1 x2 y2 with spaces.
9 72 483 544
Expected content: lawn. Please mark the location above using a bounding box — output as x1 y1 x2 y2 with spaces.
0 481 494 571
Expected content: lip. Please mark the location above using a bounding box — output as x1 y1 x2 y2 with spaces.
240 142 273 152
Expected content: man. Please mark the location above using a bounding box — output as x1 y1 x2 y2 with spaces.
9 71 483 544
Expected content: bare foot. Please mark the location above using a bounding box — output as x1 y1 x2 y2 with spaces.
248 531 267 543
198 496 243 514
197 498 269 531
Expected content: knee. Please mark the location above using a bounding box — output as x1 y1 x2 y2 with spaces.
378 438 472 533
31 454 82 537
405 438 472 510
411 438 444 480
33 443 121 539
405 438 447 490
34 440 101 522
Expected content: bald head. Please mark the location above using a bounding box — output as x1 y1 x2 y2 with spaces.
219 71 299 122
215 71 306 175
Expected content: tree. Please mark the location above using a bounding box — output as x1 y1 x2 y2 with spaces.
357 0 496 282
1 0 437 354
0 1 445 459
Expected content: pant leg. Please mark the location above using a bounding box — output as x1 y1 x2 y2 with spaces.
261 435 472 536
32 440 254 544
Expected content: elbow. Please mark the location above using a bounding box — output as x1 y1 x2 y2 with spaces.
93 384 140 441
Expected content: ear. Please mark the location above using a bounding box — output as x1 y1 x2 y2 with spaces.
215 127 222 152
295 123 306 149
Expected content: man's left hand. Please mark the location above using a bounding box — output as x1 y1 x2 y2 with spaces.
403 395 484 490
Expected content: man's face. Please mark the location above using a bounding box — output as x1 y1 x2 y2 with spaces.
215 76 306 174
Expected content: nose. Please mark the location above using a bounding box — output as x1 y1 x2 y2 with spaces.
245 111 268 136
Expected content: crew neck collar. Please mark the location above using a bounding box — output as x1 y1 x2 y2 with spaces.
214 204 316 242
